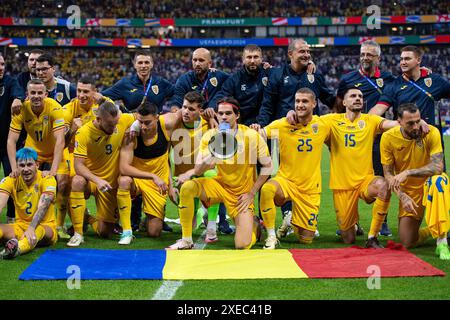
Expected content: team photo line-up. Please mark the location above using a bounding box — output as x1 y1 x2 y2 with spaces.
0 38 449 261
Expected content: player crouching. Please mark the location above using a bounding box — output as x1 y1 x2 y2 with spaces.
0 147 57 259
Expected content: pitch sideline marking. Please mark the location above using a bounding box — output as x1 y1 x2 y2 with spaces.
151 230 207 300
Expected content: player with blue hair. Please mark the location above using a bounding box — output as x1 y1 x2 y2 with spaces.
0 147 57 259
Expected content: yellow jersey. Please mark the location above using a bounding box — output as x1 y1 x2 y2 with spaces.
265 116 330 193
380 125 443 192
131 116 171 184
321 113 384 190
199 124 269 195
63 98 100 152
10 98 65 162
74 113 135 187
0 171 56 224
169 117 209 177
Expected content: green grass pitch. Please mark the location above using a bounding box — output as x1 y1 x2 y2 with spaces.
0 137 449 300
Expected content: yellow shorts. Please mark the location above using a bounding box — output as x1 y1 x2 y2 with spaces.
133 177 167 220
271 176 320 232
398 187 425 221
191 177 254 219
89 182 119 224
38 148 71 176
13 220 57 246
333 175 377 231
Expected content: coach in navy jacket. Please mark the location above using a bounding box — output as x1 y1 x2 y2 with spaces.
171 48 229 111
256 39 335 127
102 50 174 113
219 45 270 126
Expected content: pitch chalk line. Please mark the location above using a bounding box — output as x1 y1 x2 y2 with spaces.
151 229 207 300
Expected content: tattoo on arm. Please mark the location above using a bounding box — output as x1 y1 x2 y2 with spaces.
397 190 409 202
382 164 394 178
30 193 53 229
407 152 444 177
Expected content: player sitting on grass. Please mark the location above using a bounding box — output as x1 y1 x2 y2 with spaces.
0 147 57 259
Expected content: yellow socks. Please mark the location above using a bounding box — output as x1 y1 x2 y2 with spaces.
179 180 200 239
117 188 132 231
244 219 259 250
18 225 45 254
368 198 390 238
417 227 431 246
260 182 277 230
69 191 86 235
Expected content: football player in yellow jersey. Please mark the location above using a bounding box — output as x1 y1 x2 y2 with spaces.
58 77 110 240
118 101 177 244
68 100 135 246
0 147 57 259
171 91 220 243
168 97 272 250
252 88 331 249
7 79 69 241
320 88 401 247
381 103 450 260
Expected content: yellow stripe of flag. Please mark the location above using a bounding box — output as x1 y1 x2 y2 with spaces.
163 249 308 280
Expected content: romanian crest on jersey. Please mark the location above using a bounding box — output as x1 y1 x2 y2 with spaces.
357 120 366 129
56 92 64 103
210 77 218 87
43 115 49 125
311 123 319 134
262 76 268 87
376 78 384 87
152 85 159 95
424 78 432 88
307 74 315 83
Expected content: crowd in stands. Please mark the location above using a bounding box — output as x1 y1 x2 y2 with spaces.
0 26 187 39
1 0 448 18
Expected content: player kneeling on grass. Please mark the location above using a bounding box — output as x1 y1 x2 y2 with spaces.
381 103 450 260
168 97 273 250
251 88 330 249
0 147 57 259
117 101 177 244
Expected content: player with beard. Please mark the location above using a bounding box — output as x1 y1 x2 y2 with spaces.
381 103 450 260
320 88 402 247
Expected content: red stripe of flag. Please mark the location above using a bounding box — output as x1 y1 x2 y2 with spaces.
346 16 362 24
72 38 88 46
391 16 406 23
436 35 450 43
112 39 127 47
274 38 289 46
0 18 13 25
160 18 175 26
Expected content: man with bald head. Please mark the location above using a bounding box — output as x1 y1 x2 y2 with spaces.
170 48 229 114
